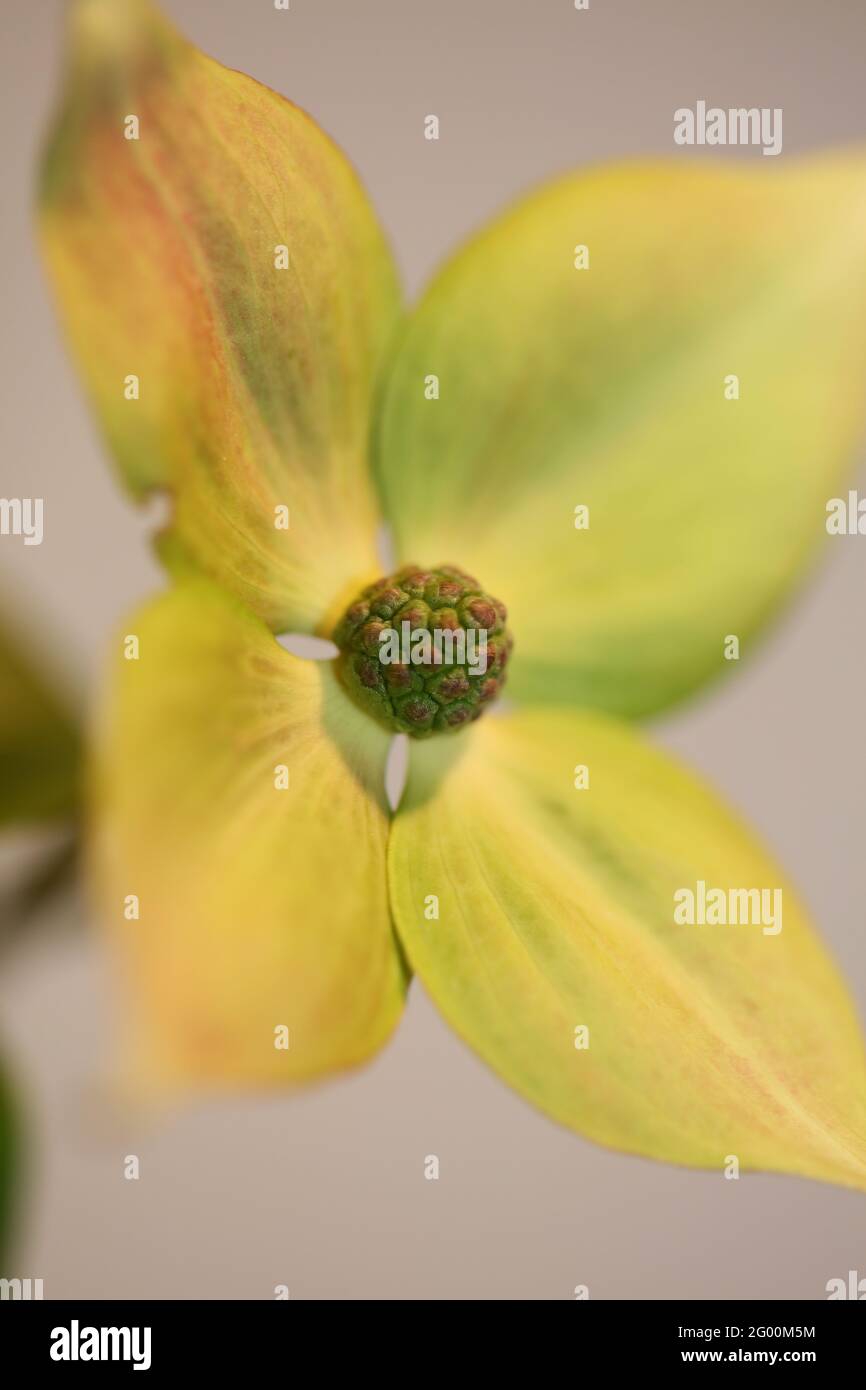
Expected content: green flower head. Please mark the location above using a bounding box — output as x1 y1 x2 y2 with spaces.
333 564 512 736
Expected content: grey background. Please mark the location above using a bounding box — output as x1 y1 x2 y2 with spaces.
1 0 865 1299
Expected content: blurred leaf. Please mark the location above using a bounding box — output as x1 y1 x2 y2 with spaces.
0 1060 19 1270
0 611 80 828
0 834 80 953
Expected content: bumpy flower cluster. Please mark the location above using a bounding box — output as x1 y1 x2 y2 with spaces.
333 564 513 737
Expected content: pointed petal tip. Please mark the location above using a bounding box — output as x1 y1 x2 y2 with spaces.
68 0 175 61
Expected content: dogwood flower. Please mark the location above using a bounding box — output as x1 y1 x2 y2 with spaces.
38 0 866 1190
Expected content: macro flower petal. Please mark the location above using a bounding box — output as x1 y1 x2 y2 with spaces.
93 578 406 1092
389 708 866 1190
39 0 402 634
375 157 866 715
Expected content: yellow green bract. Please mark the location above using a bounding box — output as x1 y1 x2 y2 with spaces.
390 712 866 1190
93 579 406 1091
40 0 401 635
376 158 866 715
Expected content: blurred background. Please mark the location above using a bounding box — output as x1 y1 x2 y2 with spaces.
1 0 865 1299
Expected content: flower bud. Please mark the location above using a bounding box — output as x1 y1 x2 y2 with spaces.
333 563 512 737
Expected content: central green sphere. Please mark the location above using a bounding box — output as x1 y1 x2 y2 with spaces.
332 564 513 737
